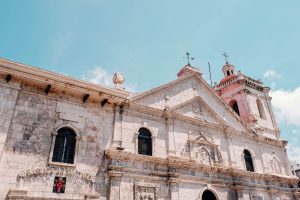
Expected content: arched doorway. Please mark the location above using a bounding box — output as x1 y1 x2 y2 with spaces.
202 190 217 200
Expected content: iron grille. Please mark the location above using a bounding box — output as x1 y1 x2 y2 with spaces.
138 128 152 156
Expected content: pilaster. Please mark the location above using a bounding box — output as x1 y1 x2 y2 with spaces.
0 84 19 161
112 105 124 149
167 118 176 156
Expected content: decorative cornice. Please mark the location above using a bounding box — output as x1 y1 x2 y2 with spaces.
105 149 299 185
0 58 129 100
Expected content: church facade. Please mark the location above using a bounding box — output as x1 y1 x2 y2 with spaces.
0 58 299 200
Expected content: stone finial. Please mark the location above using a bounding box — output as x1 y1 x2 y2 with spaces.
177 65 202 78
112 72 125 89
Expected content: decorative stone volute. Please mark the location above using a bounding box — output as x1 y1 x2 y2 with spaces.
177 64 202 78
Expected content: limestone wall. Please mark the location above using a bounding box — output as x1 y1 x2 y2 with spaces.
0 84 114 199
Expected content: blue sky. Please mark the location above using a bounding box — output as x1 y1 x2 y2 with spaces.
1 1 299 161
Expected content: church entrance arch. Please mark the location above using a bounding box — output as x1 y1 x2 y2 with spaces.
202 190 217 200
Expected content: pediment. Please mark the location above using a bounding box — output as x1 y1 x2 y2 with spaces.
131 73 249 132
171 96 224 125
191 131 216 146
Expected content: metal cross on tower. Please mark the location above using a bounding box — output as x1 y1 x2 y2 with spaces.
222 52 229 64
183 52 194 66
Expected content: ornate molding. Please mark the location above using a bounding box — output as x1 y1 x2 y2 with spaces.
105 149 299 185
18 165 96 183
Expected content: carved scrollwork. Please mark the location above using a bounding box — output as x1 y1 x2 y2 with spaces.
18 166 96 183
185 131 223 166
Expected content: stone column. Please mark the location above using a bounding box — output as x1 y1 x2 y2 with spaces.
283 146 293 176
258 142 267 173
224 127 236 166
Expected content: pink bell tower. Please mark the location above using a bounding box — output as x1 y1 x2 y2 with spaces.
214 54 280 139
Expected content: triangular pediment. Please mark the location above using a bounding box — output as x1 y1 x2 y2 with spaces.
191 131 215 146
130 73 250 132
171 96 224 125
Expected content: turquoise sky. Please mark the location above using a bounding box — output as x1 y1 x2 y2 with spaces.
1 1 299 161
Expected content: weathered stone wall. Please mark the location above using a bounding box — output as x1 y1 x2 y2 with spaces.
0 71 298 200
0 84 114 199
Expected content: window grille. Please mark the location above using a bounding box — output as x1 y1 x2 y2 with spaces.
52 127 76 164
138 128 152 156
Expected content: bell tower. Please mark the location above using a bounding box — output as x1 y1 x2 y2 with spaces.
214 58 280 140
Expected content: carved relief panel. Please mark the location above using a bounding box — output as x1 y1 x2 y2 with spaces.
182 131 222 166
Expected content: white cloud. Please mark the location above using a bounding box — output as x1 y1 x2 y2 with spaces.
270 82 277 90
82 67 137 92
82 67 113 87
287 144 300 161
263 69 282 79
270 87 300 126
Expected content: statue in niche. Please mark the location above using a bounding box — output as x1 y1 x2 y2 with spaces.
270 154 281 174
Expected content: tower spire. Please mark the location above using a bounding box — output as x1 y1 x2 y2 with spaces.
221 52 235 77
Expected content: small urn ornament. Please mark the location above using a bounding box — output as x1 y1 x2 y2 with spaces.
112 72 125 89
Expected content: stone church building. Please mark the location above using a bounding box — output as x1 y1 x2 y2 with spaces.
0 58 299 200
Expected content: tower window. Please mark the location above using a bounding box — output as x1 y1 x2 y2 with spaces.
256 99 266 119
230 100 240 116
226 70 230 76
52 127 76 164
138 128 152 156
244 150 254 172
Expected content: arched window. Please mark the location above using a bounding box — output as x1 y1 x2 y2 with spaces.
256 99 266 119
202 190 217 200
138 128 152 156
226 70 230 76
244 150 254 172
52 127 76 164
229 100 240 116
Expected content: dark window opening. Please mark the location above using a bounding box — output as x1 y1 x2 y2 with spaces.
52 127 76 164
256 99 266 119
230 100 240 116
202 190 217 200
138 128 152 156
226 70 230 76
244 150 254 172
